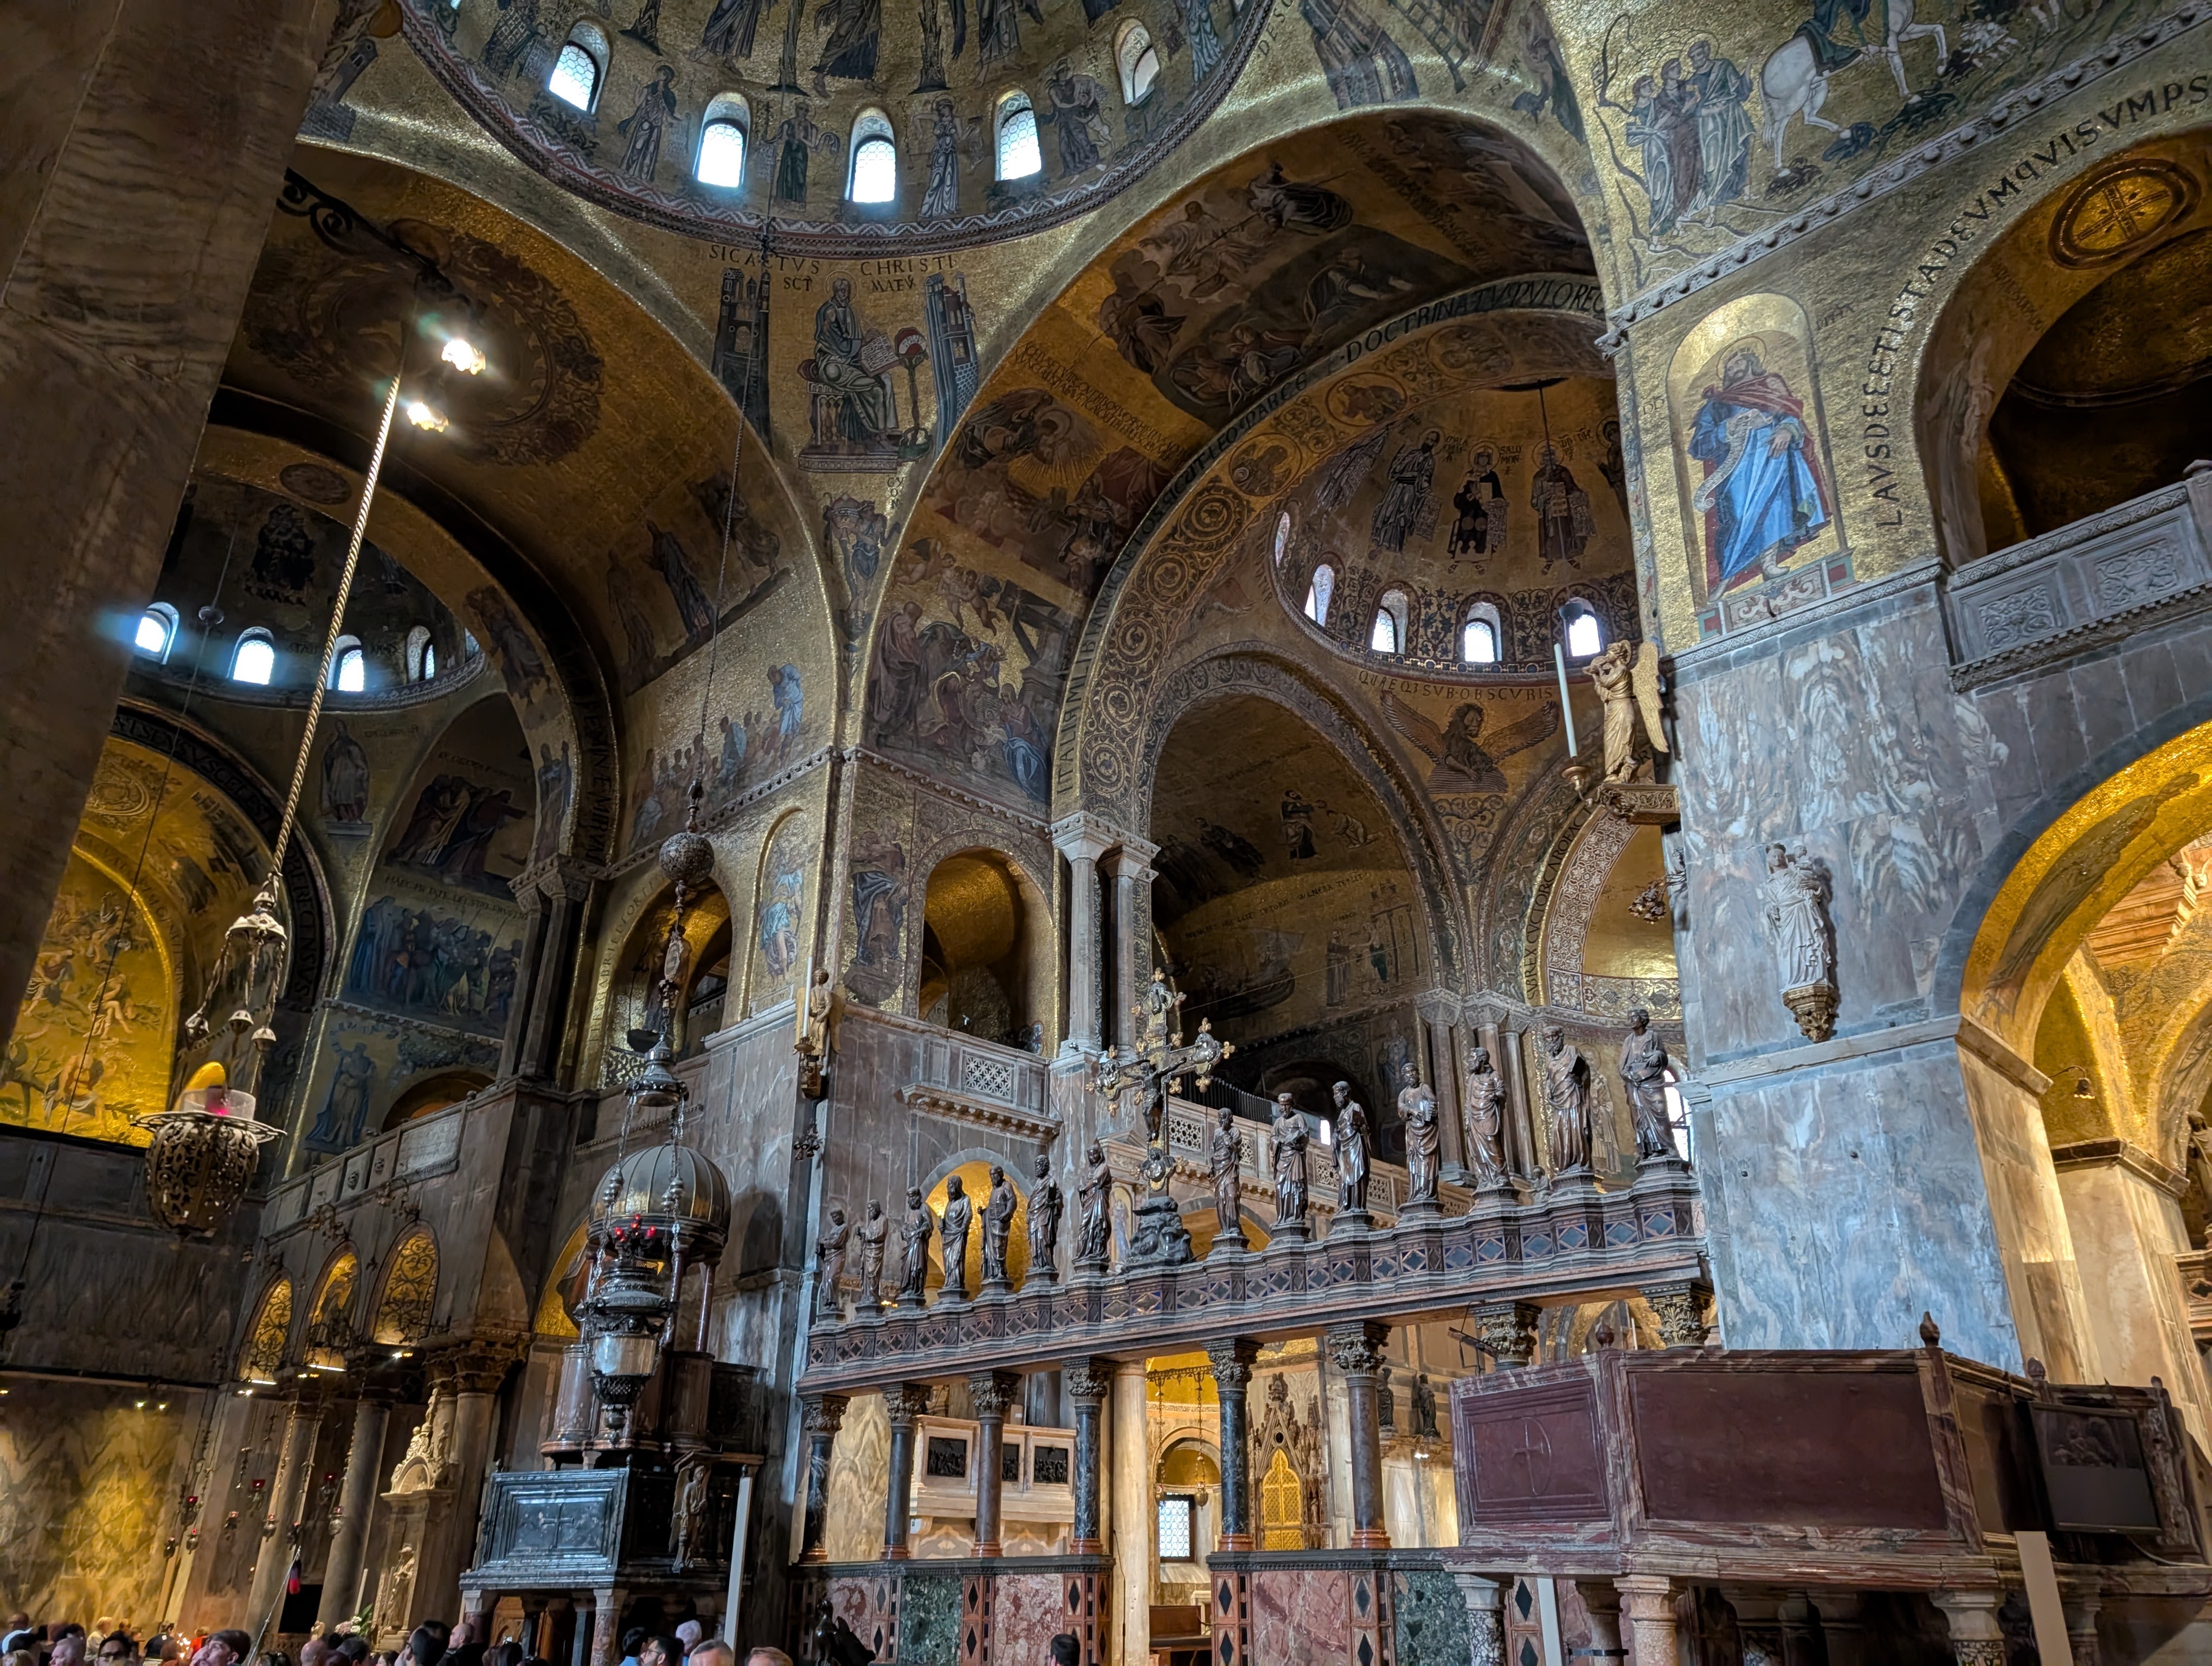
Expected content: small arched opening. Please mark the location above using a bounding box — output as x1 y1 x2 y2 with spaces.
918 849 1049 1049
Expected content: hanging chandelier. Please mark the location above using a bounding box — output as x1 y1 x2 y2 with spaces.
137 173 488 1236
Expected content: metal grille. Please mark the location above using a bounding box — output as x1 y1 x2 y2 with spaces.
962 1054 1016 1102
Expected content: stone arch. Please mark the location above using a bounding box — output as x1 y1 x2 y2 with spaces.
368 1225 440 1345
239 1274 294 1381
535 1216 590 1340
1056 280 1610 822
1531 803 1679 1024
916 1150 1031 1293
1913 126 2212 571
1135 647 1465 985
304 1245 362 1363
907 842 1054 1042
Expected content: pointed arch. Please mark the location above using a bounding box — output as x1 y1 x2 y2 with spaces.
240 1275 294 1382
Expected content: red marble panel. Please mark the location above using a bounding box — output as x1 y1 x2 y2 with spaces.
1252 1568 1349 1664
991 1572 1068 1665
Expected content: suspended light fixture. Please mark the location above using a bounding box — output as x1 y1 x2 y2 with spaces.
137 171 492 1236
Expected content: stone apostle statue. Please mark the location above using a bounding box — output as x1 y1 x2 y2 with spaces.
854 1199 889 1306
1619 1007 1676 1162
896 1184 934 1304
1075 1140 1113 1267
1540 1024 1592 1175
1027 1149 1064 1283
1761 842 1837 1039
980 1164 1016 1290
1271 1093 1309 1231
939 1174 974 1300
813 1206 851 1316
1332 1081 1371 1216
1210 1106 1246 1250
1463 1043 1509 1191
1397 1061 1439 1208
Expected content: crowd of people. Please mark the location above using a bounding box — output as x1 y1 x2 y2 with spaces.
0 1613 1090 1666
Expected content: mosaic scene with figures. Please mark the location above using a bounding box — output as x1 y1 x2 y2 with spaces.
4 0 2212 1660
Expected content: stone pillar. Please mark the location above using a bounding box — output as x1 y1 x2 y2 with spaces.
317 1396 390 1629
513 861 595 1081
246 1394 324 1632
1104 840 1159 1051
1452 1573 1504 1666
1814 1593 1868 1666
882 1384 930 1560
1054 817 1116 1056
1496 1027 1537 1179
588 1588 626 1666
1574 1582 1626 1662
1326 1322 1390 1549
1418 1000 1467 1176
796 1393 847 1563
1616 1575 1678 1666
419 1347 512 1624
1109 1361 1151 1666
1066 1360 1111 1554
0 0 338 1032
1930 1589 2006 1665
2061 1585 2101 1665
1205 1340 1259 1549
1469 1300 1540 1369
969 1370 1019 1556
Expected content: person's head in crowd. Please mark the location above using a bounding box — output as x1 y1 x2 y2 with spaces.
200 1631 254 1666
741 1652 791 1666
685 1649 731 1666
53 1635 88 1666
99 1635 136 1665
406 1626 446 1666
636 1637 680 1666
672 1624 700 1658
1050 1638 1079 1666
332 1642 370 1666
618 1630 646 1666
299 1638 333 1666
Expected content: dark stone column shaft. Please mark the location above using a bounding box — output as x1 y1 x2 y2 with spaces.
797 1393 846 1563
969 1370 1019 1556
1065 1358 1111 1553
1206 1339 1259 1549
1327 1322 1391 1549
882 1384 930 1559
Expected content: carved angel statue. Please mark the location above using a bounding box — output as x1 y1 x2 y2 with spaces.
1540 1023 1592 1175
814 1206 851 1316
1075 1140 1113 1267
980 1163 1017 1290
1027 1149 1064 1283
1463 1043 1509 1191
1586 638 1668 784
1397 1061 1439 1207
896 1185 934 1304
1380 692 1558 794
854 1199 889 1306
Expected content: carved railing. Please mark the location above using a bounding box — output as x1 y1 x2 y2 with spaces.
1946 469 2212 688
798 1163 1704 1394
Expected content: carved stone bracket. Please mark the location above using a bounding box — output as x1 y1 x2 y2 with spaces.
1783 982 1839 1045
1468 1299 1541 1368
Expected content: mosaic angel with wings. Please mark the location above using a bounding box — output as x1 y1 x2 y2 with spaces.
1381 692 1558 794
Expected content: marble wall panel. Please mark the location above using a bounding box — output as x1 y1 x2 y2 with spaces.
1252 1567 1349 1665
1696 1042 2021 1365
1393 1569 1471 1666
991 1572 1069 1666
825 1393 891 1564
2055 1160 2211 1444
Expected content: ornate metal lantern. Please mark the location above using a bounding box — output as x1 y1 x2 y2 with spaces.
132 1066 284 1235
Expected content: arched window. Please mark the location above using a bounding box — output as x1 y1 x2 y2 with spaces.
1461 601 1501 665
331 636 366 693
406 624 435 683
848 108 896 204
231 629 275 685
1371 589 1410 655
1303 563 1334 625
134 603 178 662
1562 601 1604 659
1116 22 1161 104
1273 511 1291 566
548 22 606 112
996 93 1041 181
696 93 749 187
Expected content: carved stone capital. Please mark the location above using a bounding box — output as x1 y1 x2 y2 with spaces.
802 1393 850 1438
1050 813 1119 864
1324 1321 1390 1378
1206 1337 1261 1391
1783 982 1838 1043
1469 1299 1541 1368
884 1383 933 1427
1641 1281 1711 1349
1064 1359 1115 1405
967 1370 1021 1420
1102 837 1160 879
428 1334 526 1395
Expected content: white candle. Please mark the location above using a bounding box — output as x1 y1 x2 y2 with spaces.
1554 642 1579 757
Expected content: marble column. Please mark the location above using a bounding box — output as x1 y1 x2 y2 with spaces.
2061 1585 2101 1665
1104 840 1159 1051
1452 1573 1504 1666
1574 1582 1625 1661
246 1394 324 1630
1054 817 1115 1056
316 1396 390 1629
1813 1593 1867 1666
588 1587 626 1666
969 1370 1020 1556
1109 1361 1152 1666
514 861 595 1081
796 1393 847 1563
1469 1300 1540 1369
1326 1322 1390 1549
421 1348 511 1625
882 1384 931 1560
1616 1575 1677 1666
1930 1589 2006 1665
1496 1027 1536 1179
1066 1359 1112 1553
0 0 335 1026
1418 1001 1467 1176
1205 1340 1259 1549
